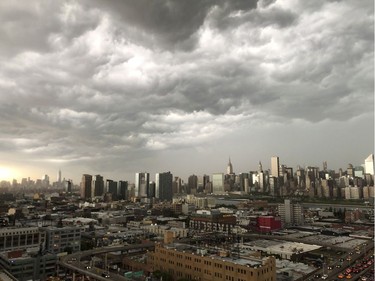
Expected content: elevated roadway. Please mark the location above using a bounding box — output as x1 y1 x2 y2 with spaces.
59 242 155 281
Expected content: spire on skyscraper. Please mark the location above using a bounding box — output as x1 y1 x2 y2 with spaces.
227 157 233 174
258 161 263 172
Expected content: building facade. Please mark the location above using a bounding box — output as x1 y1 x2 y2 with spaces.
212 173 224 194
0 227 45 252
135 172 150 198
92 174 104 197
277 199 304 226
271 156 279 178
189 210 236 234
80 174 92 200
0 251 56 281
148 243 276 281
155 172 173 201
44 226 82 254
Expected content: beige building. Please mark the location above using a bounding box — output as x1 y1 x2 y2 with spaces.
0 227 45 253
148 243 276 281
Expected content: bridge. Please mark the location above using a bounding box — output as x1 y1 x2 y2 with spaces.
58 242 155 281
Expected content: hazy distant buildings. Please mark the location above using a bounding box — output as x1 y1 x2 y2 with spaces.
135 172 150 198
57 169 62 184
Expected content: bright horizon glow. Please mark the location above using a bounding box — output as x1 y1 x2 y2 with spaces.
0 166 16 182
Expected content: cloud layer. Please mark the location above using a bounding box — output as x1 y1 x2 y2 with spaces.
0 0 373 182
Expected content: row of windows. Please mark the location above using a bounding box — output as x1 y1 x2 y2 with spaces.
51 234 80 239
225 275 235 281
0 230 39 236
214 263 223 268
156 249 274 280
214 272 223 278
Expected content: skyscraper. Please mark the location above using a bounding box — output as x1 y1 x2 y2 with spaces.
57 169 62 184
188 174 198 194
135 172 149 198
80 174 92 200
271 156 279 178
227 158 233 175
106 179 118 200
155 172 173 201
365 154 374 175
118 180 128 200
212 173 224 194
277 199 304 226
92 175 104 197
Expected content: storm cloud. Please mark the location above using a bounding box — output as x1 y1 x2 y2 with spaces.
0 0 373 183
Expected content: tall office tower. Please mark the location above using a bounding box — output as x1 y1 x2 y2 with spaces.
80 174 92 199
66 179 72 193
323 161 328 171
347 164 354 178
365 154 374 175
212 173 224 194
155 172 173 201
118 180 128 200
197 175 204 193
238 173 249 192
57 169 62 183
227 158 233 175
285 167 293 180
269 176 277 196
149 181 156 198
258 161 263 173
258 170 265 192
135 172 150 198
277 199 304 226
172 177 182 194
203 174 210 192
279 164 286 177
92 175 104 197
271 156 279 178
188 174 198 194
42 175 50 188
106 179 118 200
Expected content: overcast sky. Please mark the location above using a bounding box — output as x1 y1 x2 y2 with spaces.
0 0 373 184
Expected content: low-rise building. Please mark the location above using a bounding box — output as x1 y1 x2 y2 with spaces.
189 210 236 234
43 226 82 254
148 243 276 281
0 251 56 281
0 227 45 253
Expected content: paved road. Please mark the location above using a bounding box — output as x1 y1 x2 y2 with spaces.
59 242 155 281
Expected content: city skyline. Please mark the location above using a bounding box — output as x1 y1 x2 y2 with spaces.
1 154 373 185
0 1 373 184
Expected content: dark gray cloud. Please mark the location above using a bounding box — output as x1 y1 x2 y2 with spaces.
0 0 373 182
85 0 259 50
